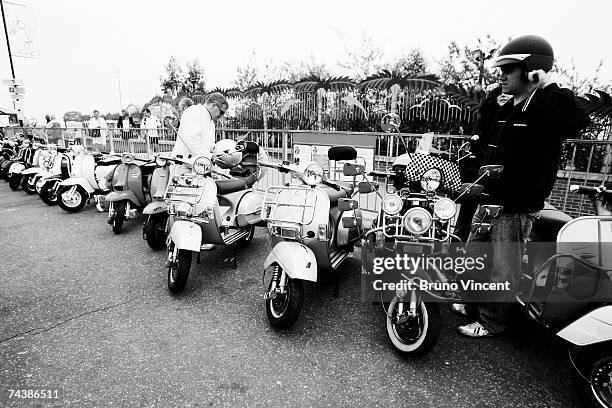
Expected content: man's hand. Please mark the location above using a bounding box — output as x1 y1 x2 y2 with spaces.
528 69 554 89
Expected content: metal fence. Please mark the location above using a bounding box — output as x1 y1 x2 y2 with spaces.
4 126 610 215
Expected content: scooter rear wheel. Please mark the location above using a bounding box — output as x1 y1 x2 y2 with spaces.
386 298 441 357
57 185 88 213
8 173 21 190
167 248 192 294
40 182 59 206
112 201 126 234
573 346 612 408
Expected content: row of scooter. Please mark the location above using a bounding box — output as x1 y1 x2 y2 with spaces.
2 132 611 408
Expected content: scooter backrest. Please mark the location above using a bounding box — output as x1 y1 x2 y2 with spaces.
328 146 357 161
60 155 71 177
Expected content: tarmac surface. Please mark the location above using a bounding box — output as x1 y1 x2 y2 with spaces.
0 180 583 407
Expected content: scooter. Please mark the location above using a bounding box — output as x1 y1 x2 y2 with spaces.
0 140 27 181
34 147 74 206
6 141 35 189
56 148 122 213
142 155 173 250
105 153 157 234
516 184 612 408
20 145 58 194
260 145 369 328
164 140 265 294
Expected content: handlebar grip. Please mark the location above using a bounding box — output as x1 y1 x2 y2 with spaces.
369 171 391 177
570 185 600 196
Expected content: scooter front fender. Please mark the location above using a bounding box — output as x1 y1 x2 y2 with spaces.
264 241 318 282
21 168 42 176
59 177 95 194
143 201 167 215
105 190 139 205
557 305 612 346
168 220 201 252
9 162 25 175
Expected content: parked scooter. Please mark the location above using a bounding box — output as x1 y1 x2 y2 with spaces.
260 145 370 328
56 148 122 212
34 147 74 205
19 144 58 194
105 153 157 234
142 155 173 250
164 140 265 294
515 184 612 408
0 140 27 181
6 141 35 189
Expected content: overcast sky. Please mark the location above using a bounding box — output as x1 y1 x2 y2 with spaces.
0 0 610 123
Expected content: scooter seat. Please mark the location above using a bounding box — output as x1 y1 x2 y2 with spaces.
215 174 256 195
534 202 573 239
95 156 121 165
321 182 353 206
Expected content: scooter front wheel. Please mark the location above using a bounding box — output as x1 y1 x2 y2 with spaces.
144 213 168 251
40 182 59 206
21 175 36 194
112 201 126 234
8 173 21 190
167 248 192 294
573 346 612 408
265 271 304 329
57 185 88 213
386 297 441 357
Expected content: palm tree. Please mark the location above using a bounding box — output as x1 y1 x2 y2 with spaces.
293 75 354 130
358 69 440 116
244 80 293 143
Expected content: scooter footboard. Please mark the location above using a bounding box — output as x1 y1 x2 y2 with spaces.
168 220 202 252
264 241 318 282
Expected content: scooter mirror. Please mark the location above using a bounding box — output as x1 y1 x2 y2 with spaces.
343 163 365 177
338 198 359 212
380 113 401 133
478 165 504 178
358 181 376 194
459 183 484 198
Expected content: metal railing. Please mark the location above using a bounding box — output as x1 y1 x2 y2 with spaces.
3 126 610 215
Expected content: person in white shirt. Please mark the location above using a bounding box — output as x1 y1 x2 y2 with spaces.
171 92 227 160
140 108 161 143
87 110 108 152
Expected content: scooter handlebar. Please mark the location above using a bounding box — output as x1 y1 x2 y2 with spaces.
570 184 611 198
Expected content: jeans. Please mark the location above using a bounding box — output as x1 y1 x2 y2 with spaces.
466 205 535 334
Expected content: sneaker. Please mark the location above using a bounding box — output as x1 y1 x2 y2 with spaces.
201 244 215 251
457 321 492 338
450 303 468 317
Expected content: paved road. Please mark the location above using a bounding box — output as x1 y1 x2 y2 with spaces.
0 181 582 408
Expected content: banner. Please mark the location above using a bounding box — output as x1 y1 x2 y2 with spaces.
5 2 39 58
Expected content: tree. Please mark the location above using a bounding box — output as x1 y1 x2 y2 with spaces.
388 48 429 77
337 31 385 81
160 56 184 98
553 59 611 96
182 59 206 94
437 35 500 90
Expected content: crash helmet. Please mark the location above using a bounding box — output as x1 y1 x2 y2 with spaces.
492 35 554 72
211 139 241 169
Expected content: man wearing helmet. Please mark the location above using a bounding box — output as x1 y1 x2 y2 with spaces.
171 92 228 159
456 35 586 338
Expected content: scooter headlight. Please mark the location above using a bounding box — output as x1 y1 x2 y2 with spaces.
303 163 324 186
420 168 441 192
381 194 403 215
193 156 212 175
403 207 432 235
433 198 457 220
121 153 135 164
155 156 167 167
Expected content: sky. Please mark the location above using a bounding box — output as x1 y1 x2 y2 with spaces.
0 0 610 123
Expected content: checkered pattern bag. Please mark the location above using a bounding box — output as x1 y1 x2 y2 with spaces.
404 153 462 193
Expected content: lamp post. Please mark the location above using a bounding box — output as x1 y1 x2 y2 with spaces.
471 48 496 91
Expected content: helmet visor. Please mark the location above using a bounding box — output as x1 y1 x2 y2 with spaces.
491 53 530 68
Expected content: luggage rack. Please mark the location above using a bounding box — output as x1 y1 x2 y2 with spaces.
262 185 318 226
164 175 205 205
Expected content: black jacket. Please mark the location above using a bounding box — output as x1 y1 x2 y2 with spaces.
481 84 586 213
117 116 136 129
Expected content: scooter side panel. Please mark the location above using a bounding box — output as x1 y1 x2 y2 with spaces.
236 190 264 226
168 220 202 252
59 177 95 194
557 305 612 346
9 162 25 174
22 167 42 175
143 201 168 215
264 241 318 282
